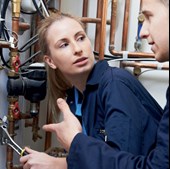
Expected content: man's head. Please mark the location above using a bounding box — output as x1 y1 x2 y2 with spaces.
140 0 169 62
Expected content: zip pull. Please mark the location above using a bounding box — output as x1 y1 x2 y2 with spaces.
99 129 107 142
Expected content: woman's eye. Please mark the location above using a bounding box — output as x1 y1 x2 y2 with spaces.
60 43 68 48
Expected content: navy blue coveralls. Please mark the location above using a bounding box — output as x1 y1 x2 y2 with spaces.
67 87 169 169
66 60 163 167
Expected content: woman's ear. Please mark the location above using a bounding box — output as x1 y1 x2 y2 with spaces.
44 55 57 69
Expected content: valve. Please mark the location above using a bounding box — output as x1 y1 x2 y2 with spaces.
7 63 47 116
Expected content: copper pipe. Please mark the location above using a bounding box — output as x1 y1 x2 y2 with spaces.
7 1 21 168
81 17 111 24
19 22 30 32
94 0 103 53
20 113 32 120
44 101 52 151
99 0 108 60
82 0 89 17
122 61 169 70
109 0 154 58
11 18 19 50
81 17 101 23
24 116 42 142
6 97 18 169
8 17 20 77
122 0 130 50
82 0 89 32
0 40 11 48
109 0 117 51
32 115 42 142
94 0 108 60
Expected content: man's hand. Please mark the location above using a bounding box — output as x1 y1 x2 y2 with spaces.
43 98 82 152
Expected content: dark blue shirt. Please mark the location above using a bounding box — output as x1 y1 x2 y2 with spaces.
67 86 169 169
66 60 163 167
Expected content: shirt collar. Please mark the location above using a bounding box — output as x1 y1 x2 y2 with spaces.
86 60 109 86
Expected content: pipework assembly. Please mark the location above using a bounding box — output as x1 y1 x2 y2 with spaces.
0 0 48 168
7 63 47 116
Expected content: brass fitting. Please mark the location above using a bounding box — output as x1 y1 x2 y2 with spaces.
7 96 19 121
138 13 145 23
8 51 20 77
133 66 142 77
11 0 21 18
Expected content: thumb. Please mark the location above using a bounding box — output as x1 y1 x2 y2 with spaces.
43 98 71 132
42 123 58 132
57 98 72 119
24 147 38 154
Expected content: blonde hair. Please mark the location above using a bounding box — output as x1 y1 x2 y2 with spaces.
37 12 85 121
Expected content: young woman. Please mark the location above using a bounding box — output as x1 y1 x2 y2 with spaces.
42 0 169 168
20 10 165 169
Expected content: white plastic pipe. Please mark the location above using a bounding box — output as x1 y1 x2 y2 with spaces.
21 0 40 12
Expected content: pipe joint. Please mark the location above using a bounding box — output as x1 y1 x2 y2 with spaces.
12 0 21 17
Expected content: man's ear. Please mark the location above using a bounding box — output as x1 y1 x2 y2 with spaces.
44 55 57 69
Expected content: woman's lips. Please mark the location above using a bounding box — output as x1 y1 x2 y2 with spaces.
73 57 88 66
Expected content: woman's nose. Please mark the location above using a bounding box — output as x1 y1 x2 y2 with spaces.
72 42 83 55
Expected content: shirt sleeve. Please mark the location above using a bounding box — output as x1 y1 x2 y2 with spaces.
67 87 169 169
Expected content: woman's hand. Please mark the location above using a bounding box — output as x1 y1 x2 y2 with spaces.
20 147 67 169
43 98 82 152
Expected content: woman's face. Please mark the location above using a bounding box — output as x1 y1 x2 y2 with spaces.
44 17 95 79
140 0 169 62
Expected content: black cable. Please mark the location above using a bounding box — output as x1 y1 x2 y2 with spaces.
0 0 10 40
2 24 10 41
0 48 11 68
32 0 45 19
19 50 42 68
20 8 37 15
18 34 39 53
0 0 11 68
42 0 50 16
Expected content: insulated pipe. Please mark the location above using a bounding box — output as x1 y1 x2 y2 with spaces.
109 0 155 58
